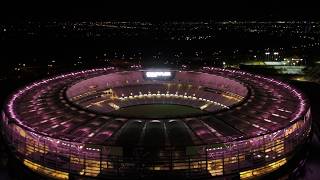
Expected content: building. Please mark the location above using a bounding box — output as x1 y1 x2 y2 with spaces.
1 67 311 179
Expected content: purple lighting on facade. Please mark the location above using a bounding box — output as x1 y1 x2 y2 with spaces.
1 67 311 179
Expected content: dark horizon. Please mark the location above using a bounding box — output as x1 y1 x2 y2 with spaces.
1 1 320 22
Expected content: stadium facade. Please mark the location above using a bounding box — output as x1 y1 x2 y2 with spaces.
1 67 311 179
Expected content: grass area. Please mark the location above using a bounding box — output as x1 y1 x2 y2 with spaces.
111 104 205 118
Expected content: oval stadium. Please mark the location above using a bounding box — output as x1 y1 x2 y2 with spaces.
1 67 311 179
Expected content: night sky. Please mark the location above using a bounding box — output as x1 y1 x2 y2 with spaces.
1 1 319 21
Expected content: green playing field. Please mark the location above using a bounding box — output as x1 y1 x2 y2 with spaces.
111 104 205 118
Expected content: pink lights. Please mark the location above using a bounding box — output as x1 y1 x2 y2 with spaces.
0 67 312 179
6 67 115 134
202 66 308 125
3 68 310 148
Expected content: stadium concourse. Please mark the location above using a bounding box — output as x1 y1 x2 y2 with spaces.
1 67 311 179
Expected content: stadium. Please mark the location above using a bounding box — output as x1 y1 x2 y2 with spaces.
1 67 311 179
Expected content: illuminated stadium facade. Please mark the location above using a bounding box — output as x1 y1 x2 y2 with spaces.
1 67 311 179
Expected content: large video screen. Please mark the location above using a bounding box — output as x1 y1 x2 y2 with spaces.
143 71 175 80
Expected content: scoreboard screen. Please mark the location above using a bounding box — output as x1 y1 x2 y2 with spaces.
144 71 174 80
146 72 171 78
